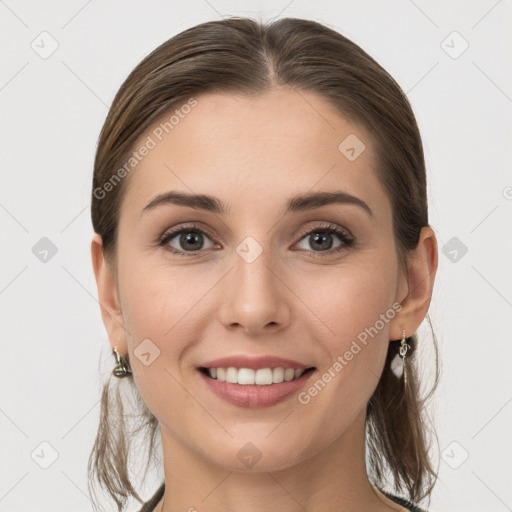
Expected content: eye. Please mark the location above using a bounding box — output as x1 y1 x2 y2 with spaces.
158 222 354 257
159 223 217 255
294 223 354 257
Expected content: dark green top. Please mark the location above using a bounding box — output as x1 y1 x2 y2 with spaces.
138 483 427 511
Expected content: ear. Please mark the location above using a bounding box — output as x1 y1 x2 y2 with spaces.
389 226 438 340
91 233 127 353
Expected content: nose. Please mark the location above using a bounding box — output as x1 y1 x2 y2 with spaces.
217 241 291 337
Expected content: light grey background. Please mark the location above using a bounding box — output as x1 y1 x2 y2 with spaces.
1 1 511 511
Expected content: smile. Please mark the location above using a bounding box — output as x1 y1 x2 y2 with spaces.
198 366 316 408
200 366 314 385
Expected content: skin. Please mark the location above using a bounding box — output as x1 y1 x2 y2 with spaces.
92 87 437 512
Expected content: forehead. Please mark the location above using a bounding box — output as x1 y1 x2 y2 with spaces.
121 87 390 220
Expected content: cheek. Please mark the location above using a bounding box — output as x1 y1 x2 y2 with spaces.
306 255 398 345
116 254 218 415
298 252 398 396
118 228 215 329
284 256 399 449
119 260 209 358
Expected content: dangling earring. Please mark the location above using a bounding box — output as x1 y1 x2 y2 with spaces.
112 346 132 378
390 329 410 384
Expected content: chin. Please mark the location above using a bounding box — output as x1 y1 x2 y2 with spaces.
200 436 310 474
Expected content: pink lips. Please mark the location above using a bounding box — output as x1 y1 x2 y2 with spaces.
199 369 315 408
197 354 316 408
199 355 312 370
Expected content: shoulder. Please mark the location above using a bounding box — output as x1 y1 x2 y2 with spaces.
137 482 165 512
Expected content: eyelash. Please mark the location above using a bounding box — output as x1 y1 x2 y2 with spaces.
158 222 354 258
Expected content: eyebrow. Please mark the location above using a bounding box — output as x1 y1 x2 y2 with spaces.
140 190 373 218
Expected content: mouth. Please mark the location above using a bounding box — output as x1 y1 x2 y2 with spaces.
198 366 316 385
197 365 317 408
196 354 317 408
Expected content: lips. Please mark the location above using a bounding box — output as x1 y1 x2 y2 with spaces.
197 354 316 408
198 366 316 408
199 355 313 370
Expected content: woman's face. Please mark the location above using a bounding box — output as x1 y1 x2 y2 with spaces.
109 87 409 471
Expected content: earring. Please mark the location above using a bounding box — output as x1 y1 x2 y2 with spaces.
390 329 410 383
112 346 132 378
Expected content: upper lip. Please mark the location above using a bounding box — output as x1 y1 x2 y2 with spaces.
199 355 315 370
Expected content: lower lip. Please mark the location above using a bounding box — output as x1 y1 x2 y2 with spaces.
198 369 315 408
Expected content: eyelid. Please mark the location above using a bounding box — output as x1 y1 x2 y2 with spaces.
158 222 217 245
295 221 353 242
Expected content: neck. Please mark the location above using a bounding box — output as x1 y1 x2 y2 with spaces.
156 409 403 512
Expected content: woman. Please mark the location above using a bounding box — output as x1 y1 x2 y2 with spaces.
89 16 439 512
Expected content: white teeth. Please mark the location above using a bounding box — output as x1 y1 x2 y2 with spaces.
272 367 284 383
284 368 295 382
255 368 273 385
238 368 255 385
225 367 238 384
205 366 308 385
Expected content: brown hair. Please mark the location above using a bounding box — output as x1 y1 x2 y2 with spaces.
89 16 440 511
